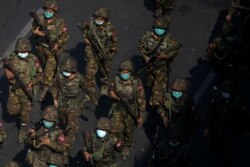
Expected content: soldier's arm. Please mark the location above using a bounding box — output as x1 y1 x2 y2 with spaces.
138 32 150 59
50 76 59 102
56 19 69 48
47 131 69 153
161 36 179 60
136 79 147 121
106 24 118 58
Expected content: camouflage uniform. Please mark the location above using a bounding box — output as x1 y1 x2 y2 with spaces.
0 121 7 146
109 61 146 159
4 161 20 167
82 7 118 104
204 80 247 167
158 79 199 142
138 17 179 107
227 0 241 17
154 0 176 17
51 56 88 150
4 38 42 143
83 117 122 167
32 0 69 101
25 106 68 167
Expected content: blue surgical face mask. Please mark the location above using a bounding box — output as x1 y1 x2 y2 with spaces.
62 71 71 77
221 91 231 99
44 11 54 19
49 165 58 167
120 73 131 80
95 19 105 26
96 129 107 138
17 52 29 59
172 91 183 99
43 120 55 129
154 28 166 36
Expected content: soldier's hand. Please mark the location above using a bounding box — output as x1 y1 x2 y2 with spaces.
83 151 92 162
137 117 143 127
143 56 150 63
27 82 33 91
28 129 36 137
33 27 45 37
41 135 51 145
54 99 59 108
52 44 59 52
110 90 120 100
157 53 166 60
225 15 232 22
83 38 92 46
204 129 209 137
162 117 169 128
4 68 14 79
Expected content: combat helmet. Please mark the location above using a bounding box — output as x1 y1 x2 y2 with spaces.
43 0 58 12
15 38 31 52
153 17 169 29
93 7 109 20
42 105 58 122
96 117 112 132
170 78 188 91
61 56 77 72
119 60 134 73
4 161 19 167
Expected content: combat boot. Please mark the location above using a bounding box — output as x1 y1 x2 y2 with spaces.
18 123 27 144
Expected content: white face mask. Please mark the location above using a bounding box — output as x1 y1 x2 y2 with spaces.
62 71 71 77
169 140 180 147
17 52 29 58
95 19 104 26
96 129 107 138
222 91 231 99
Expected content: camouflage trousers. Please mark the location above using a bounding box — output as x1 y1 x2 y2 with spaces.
36 45 58 87
85 45 112 103
59 96 82 150
7 87 31 124
146 64 169 107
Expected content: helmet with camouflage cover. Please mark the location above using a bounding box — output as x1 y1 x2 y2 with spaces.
96 117 112 131
4 161 19 167
0 122 6 145
119 60 134 73
43 0 58 12
170 78 188 91
61 56 77 72
15 37 31 52
42 105 58 122
93 7 109 20
153 17 169 29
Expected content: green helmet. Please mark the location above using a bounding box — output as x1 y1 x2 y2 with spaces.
153 17 169 29
42 105 58 122
15 38 31 52
4 161 19 167
119 60 134 73
0 122 6 145
61 56 77 72
96 117 112 131
43 0 58 12
171 78 188 91
94 7 109 20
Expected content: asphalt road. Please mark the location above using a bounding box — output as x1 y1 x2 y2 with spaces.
1 0 250 167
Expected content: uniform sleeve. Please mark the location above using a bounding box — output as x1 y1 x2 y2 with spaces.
163 36 179 60
136 79 146 119
57 19 69 48
138 31 150 58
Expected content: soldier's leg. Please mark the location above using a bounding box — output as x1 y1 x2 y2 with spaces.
99 60 112 95
7 90 20 115
65 112 79 150
122 117 135 160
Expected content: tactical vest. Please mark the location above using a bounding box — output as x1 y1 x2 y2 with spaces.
58 73 83 97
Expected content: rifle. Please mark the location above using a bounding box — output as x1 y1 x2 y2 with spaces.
135 42 182 75
29 11 60 58
1 58 33 101
81 129 95 167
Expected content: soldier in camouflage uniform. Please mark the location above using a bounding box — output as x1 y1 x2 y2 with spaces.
158 78 198 142
51 56 88 150
109 60 146 160
25 105 68 167
83 117 123 167
31 0 69 101
204 80 247 167
138 17 179 107
0 121 6 146
4 161 20 167
154 0 176 18
4 38 42 144
82 7 118 105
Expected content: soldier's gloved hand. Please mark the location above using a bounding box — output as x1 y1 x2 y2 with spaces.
83 151 92 162
33 27 45 37
137 116 144 128
204 129 209 137
4 68 14 79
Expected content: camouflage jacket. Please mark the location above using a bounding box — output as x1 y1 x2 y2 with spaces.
110 76 146 119
83 18 118 58
138 31 179 66
32 12 69 48
5 52 43 87
155 0 176 8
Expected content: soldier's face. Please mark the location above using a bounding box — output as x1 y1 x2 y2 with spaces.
44 9 55 19
95 17 105 26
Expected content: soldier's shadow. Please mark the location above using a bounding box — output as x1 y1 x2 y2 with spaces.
69 150 86 167
144 0 156 13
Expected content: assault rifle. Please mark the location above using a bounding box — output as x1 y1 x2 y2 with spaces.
135 42 182 75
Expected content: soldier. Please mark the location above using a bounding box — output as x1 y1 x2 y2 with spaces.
31 0 69 101
4 161 20 167
3 38 42 144
109 60 146 160
25 105 68 167
158 78 198 141
51 56 89 150
82 117 123 167
138 17 180 108
154 0 176 18
204 80 247 167
0 121 6 146
82 7 118 105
